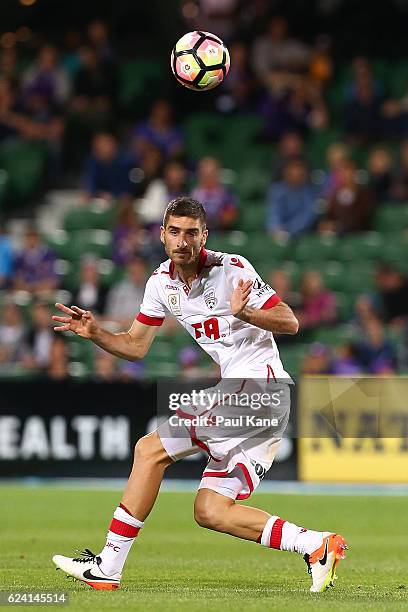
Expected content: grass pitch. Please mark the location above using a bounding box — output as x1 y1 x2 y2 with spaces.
1 486 408 611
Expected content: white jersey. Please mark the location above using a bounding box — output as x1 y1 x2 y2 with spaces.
136 248 290 379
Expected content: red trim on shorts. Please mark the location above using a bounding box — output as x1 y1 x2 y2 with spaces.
202 469 230 478
266 364 277 383
136 312 164 326
261 294 281 309
269 518 286 549
235 462 254 500
109 518 140 538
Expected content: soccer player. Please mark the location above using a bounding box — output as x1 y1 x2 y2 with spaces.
51 197 347 593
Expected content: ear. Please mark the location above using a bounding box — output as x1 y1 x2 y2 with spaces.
201 228 208 245
160 226 165 244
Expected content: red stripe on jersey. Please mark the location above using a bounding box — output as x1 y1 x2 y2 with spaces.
261 294 281 309
269 518 286 549
136 312 164 326
266 364 277 383
196 247 208 275
109 518 140 538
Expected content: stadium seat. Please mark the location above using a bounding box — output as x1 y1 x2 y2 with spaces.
374 204 408 232
293 234 339 262
236 203 266 232
311 325 357 346
234 167 270 200
0 141 46 204
119 60 166 109
336 232 385 262
64 202 115 232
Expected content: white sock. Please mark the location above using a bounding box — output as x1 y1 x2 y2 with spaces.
99 505 144 576
259 515 323 555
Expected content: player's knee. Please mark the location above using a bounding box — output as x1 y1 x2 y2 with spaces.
194 498 229 532
133 433 172 468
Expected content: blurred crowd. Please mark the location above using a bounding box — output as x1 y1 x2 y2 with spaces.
0 8 408 379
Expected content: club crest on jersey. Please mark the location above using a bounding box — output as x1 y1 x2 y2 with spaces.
168 293 182 316
204 288 217 310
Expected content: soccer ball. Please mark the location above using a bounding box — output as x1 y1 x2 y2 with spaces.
171 31 230 91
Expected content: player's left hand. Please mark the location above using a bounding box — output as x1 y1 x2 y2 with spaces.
230 278 252 317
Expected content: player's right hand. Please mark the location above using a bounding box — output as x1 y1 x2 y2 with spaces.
52 303 98 339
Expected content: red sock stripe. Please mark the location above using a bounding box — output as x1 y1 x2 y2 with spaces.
256 533 262 544
119 503 134 517
269 518 286 549
109 518 140 538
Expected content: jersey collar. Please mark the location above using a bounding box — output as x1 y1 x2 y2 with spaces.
169 247 208 281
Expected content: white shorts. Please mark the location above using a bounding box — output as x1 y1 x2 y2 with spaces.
156 379 290 500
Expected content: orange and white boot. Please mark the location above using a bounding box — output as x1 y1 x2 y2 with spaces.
303 532 348 592
52 549 120 590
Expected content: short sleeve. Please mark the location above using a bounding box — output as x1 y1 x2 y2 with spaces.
225 254 281 310
136 275 166 326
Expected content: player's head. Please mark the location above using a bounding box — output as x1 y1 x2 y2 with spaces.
161 196 208 266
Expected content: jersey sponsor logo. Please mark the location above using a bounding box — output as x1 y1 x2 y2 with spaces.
256 284 273 298
165 285 179 291
230 257 244 268
168 293 182 316
253 277 265 290
204 287 217 310
183 315 231 343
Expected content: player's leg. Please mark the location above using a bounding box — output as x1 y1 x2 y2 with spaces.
52 431 174 589
194 487 347 593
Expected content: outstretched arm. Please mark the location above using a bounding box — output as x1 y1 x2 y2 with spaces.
52 303 158 360
230 280 299 335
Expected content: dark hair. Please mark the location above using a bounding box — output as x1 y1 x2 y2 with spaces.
163 196 206 228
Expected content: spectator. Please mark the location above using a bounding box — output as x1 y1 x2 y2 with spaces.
259 77 328 141
252 16 311 86
332 342 363 375
61 29 82 78
137 160 188 228
92 347 119 382
83 132 133 203
0 301 26 365
72 255 107 314
129 143 164 199
309 34 333 88
179 346 218 379
367 146 393 202
0 223 14 289
321 142 350 199
0 79 27 142
132 100 184 161
266 158 318 239
24 301 54 371
375 263 408 327
301 342 332 374
355 316 397 374
268 269 301 309
296 270 337 331
191 156 237 230
13 227 58 294
0 48 20 83
319 159 375 234
217 41 258 112
47 336 69 380
271 131 306 181
390 139 408 201
21 45 71 108
87 20 116 68
72 46 117 117
344 69 383 143
112 206 142 267
104 256 147 327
